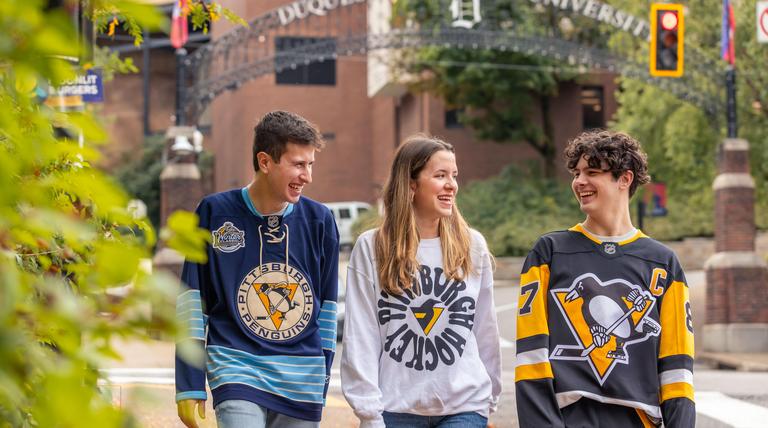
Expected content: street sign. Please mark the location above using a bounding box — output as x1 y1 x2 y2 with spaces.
758 1 768 43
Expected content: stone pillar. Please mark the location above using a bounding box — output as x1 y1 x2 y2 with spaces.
153 126 204 278
703 139 768 352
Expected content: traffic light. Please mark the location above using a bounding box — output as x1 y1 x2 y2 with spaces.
650 3 684 77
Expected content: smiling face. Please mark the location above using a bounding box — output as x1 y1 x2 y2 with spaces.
261 142 315 205
411 150 458 223
571 155 632 217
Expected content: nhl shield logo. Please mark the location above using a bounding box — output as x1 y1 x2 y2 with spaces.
267 215 280 229
236 263 314 341
603 242 617 255
212 222 245 253
550 272 660 385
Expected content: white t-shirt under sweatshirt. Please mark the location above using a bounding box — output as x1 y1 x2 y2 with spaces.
341 229 502 428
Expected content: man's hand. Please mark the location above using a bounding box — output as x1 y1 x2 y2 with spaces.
178 399 206 428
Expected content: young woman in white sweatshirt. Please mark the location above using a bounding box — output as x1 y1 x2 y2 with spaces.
341 135 502 428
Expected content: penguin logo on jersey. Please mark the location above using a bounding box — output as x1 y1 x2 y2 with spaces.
212 222 245 253
236 263 314 341
550 272 660 385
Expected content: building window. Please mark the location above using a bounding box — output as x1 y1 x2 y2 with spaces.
275 37 336 86
445 108 465 128
581 86 605 129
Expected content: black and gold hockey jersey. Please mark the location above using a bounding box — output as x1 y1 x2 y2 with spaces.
515 224 695 427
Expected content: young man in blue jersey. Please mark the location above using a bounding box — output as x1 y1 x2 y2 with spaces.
176 111 340 428
515 130 695 427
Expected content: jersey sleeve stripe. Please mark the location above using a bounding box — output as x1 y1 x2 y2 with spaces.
516 334 549 354
175 390 208 402
177 290 206 341
515 362 554 382
516 348 550 366
659 354 694 372
660 382 695 403
318 300 337 352
660 369 693 386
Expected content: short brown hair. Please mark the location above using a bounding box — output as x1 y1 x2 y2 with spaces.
252 111 324 172
564 130 651 197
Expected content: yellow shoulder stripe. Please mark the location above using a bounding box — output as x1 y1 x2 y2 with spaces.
659 280 695 359
660 381 695 403
515 362 554 382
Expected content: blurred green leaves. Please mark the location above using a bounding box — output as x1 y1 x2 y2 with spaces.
162 211 210 263
0 1 221 426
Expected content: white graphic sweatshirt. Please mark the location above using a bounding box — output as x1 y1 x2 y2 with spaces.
341 229 502 428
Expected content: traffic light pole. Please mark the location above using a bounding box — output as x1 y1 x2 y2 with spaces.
725 66 737 138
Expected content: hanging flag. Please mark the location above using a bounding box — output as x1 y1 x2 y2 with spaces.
721 0 736 64
170 0 189 49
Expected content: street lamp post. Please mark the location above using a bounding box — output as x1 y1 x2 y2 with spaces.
175 48 188 126
153 126 203 278
725 66 737 138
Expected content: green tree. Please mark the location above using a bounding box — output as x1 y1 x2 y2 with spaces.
458 164 582 255
0 1 241 425
392 0 594 177
609 0 768 235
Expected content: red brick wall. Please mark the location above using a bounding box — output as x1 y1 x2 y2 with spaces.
715 187 756 252
707 267 768 324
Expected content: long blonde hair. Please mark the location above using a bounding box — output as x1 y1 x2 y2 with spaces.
375 135 473 295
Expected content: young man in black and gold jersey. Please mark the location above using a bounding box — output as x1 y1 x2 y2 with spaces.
515 130 695 427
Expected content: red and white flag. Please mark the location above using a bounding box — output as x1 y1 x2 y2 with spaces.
170 0 189 49
721 0 736 64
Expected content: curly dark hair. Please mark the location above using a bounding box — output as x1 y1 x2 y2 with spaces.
252 111 324 172
564 130 651 197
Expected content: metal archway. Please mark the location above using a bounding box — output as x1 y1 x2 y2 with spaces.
178 2 725 125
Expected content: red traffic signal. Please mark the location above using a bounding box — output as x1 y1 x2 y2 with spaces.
660 11 678 30
650 4 684 77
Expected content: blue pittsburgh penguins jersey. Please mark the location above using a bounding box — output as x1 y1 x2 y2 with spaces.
515 224 695 428
175 188 339 422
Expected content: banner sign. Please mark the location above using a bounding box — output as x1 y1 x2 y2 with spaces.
49 69 104 103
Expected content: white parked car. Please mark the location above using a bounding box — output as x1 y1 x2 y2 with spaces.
324 201 372 250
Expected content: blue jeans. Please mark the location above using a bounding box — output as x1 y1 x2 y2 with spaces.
214 400 319 428
382 411 488 428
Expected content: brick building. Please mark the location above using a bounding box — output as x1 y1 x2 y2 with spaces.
102 0 619 204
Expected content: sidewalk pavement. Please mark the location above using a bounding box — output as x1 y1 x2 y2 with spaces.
102 338 358 427
698 352 768 372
